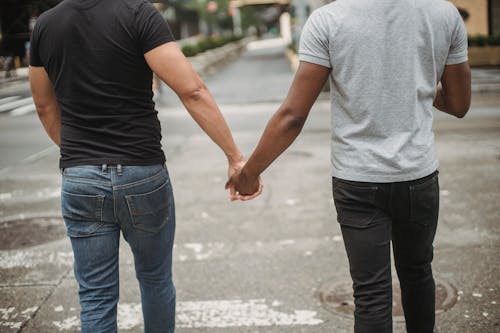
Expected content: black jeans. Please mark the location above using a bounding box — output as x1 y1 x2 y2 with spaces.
332 171 439 333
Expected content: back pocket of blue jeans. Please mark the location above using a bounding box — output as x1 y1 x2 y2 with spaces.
61 191 105 236
125 181 172 233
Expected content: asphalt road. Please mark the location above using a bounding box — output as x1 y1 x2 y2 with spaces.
0 40 499 332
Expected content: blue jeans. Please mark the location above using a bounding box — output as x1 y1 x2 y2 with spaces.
332 171 439 333
61 164 176 333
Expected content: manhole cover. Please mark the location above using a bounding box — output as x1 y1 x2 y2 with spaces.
0 216 66 250
318 277 457 321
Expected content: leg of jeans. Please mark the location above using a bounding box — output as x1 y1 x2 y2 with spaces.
62 167 120 333
68 229 121 333
391 172 439 333
332 179 392 333
119 168 176 333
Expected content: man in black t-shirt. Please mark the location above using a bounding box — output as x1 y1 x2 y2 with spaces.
29 0 261 332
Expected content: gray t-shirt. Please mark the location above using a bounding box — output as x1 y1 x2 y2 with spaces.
299 0 468 182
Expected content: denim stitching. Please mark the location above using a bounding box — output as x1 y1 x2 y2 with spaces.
112 168 166 190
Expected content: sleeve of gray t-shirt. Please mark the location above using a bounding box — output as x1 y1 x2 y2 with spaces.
446 9 468 65
298 11 332 68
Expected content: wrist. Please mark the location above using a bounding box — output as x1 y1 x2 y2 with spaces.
227 151 244 165
240 164 258 180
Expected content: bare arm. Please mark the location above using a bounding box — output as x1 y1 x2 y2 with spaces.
227 61 330 197
144 42 244 166
434 61 471 118
29 66 61 146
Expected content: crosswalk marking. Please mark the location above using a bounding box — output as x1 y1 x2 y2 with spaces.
0 96 33 112
0 96 34 116
10 103 37 116
0 96 21 104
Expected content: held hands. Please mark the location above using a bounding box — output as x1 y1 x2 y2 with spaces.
226 163 263 201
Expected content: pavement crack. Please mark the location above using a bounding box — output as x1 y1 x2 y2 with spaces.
17 268 72 333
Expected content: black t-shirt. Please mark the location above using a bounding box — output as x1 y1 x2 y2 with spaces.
30 0 175 168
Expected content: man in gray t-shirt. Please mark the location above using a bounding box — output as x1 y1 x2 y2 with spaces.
227 0 470 332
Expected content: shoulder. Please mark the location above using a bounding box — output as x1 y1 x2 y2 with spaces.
121 0 155 14
419 0 461 19
306 0 350 29
35 2 63 27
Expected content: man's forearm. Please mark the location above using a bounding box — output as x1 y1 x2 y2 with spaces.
180 87 243 163
243 107 306 177
36 104 61 146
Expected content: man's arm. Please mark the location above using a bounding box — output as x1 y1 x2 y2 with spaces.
29 66 61 146
227 61 330 197
433 61 471 118
144 42 248 183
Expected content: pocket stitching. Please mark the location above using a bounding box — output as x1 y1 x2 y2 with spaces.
409 176 439 227
62 191 105 220
125 181 172 232
332 184 379 228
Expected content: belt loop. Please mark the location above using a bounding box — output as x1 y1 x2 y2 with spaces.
117 164 123 176
102 164 108 174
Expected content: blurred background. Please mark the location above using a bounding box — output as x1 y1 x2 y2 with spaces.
1 0 498 75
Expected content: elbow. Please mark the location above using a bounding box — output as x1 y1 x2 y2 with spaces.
178 82 207 104
35 103 51 117
443 94 470 119
449 102 470 119
454 109 468 119
280 107 307 132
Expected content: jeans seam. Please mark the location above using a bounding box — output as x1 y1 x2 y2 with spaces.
62 176 111 186
112 168 165 190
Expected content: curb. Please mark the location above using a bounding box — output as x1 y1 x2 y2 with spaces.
187 37 255 77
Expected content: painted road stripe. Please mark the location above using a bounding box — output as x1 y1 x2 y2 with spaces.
18 300 321 331
0 236 345 271
0 97 33 113
9 103 36 116
176 299 323 328
0 96 21 104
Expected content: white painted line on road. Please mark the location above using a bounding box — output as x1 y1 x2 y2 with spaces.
0 251 72 270
0 236 347 271
48 300 323 331
0 96 21 104
177 299 323 328
0 97 33 113
0 306 37 331
52 316 79 331
0 142 57 176
0 212 61 224
0 187 60 204
22 145 57 163
9 103 36 116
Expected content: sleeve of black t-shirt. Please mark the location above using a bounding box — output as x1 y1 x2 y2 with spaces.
135 1 175 54
29 21 44 67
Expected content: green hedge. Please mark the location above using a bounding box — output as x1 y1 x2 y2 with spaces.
468 34 500 47
181 34 244 57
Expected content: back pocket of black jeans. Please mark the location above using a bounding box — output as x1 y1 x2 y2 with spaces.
409 173 439 227
125 180 172 233
332 179 379 228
